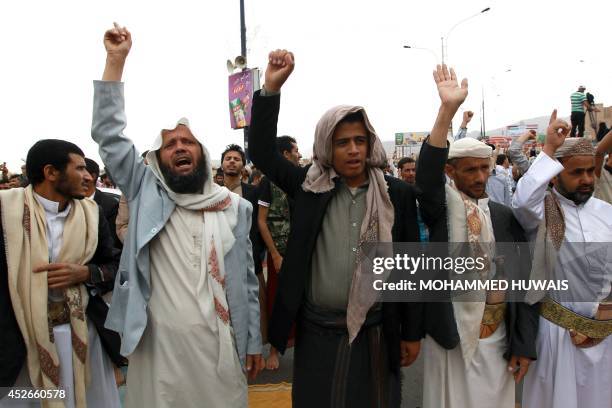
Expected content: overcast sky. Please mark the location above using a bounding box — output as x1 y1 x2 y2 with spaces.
1 0 610 170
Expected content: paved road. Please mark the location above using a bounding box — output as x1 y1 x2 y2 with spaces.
251 344 425 407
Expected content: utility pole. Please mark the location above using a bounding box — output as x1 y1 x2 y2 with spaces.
481 87 486 139
239 0 249 162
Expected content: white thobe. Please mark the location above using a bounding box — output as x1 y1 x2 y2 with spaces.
424 187 515 408
512 152 612 408
124 207 246 408
423 322 515 408
0 194 120 408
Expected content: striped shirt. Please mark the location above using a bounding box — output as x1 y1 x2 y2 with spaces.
571 91 587 113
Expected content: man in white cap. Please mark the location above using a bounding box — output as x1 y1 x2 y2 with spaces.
90 24 263 408
513 110 612 408
416 65 538 408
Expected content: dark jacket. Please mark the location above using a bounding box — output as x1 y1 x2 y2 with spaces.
0 198 121 387
93 188 121 249
241 182 264 275
248 91 446 371
416 142 539 360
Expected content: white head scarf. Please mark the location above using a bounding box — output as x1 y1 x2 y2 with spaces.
146 118 243 375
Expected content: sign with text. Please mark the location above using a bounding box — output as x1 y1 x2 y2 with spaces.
228 68 260 129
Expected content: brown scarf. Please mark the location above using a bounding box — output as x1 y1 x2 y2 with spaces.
0 186 98 408
303 105 394 343
525 191 565 304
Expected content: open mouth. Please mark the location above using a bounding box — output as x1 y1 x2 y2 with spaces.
174 156 193 169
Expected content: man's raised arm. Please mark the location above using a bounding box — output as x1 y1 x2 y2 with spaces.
416 65 467 228
512 110 569 232
248 50 305 198
595 128 612 179
92 23 146 201
507 130 536 175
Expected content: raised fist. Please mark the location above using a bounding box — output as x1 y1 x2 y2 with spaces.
264 49 295 93
463 111 474 123
104 22 132 60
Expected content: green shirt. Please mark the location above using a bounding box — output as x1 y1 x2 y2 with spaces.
571 91 587 113
308 181 368 310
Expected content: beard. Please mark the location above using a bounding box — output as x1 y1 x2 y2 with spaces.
556 177 594 205
56 173 85 200
223 168 240 177
159 155 208 194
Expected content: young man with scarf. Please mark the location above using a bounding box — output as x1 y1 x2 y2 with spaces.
90 25 263 408
417 65 538 408
248 49 446 408
0 139 121 408
512 111 612 408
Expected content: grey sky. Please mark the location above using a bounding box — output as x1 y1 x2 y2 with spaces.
1 0 609 170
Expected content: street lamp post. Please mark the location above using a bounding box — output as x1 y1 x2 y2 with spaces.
403 8 489 138
402 45 439 64
442 7 490 64
481 69 511 139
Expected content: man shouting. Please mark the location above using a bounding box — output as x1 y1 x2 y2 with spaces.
91 24 263 408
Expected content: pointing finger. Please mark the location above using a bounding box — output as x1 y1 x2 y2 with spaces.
549 109 557 125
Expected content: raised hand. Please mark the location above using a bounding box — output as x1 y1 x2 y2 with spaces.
544 109 570 157
102 22 131 81
433 64 468 109
463 111 474 123
104 22 132 60
526 129 536 140
264 49 295 93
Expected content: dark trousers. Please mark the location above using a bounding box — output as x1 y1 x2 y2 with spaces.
570 111 586 137
292 304 400 408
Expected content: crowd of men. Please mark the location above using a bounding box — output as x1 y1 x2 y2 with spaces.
0 23 611 408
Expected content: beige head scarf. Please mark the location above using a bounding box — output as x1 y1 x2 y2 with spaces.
303 106 394 343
